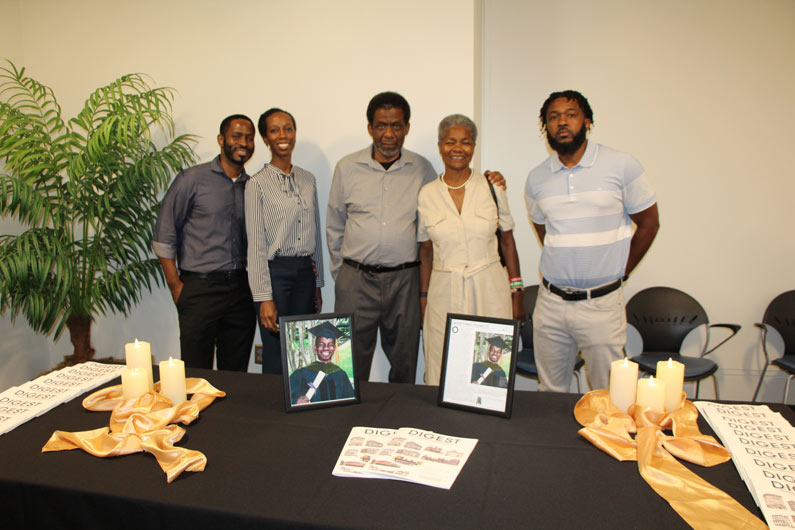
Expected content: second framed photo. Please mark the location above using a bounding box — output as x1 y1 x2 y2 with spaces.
279 313 359 412
438 313 519 417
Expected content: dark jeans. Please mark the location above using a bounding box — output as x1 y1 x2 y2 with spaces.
256 256 316 374
177 272 255 371
333 262 420 383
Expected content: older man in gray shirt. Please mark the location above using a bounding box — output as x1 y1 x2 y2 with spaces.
327 92 436 384
153 114 257 371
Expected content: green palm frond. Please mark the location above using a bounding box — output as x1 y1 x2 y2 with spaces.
0 230 71 333
0 60 196 337
93 258 164 315
0 62 68 140
0 172 57 226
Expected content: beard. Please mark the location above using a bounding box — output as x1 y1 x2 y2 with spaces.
374 141 401 161
223 142 252 164
547 124 587 156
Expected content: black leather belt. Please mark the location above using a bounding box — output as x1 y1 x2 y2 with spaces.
343 258 420 274
180 269 246 281
542 277 622 301
270 255 312 264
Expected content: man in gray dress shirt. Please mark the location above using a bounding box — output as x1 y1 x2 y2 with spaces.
153 114 257 371
326 92 437 384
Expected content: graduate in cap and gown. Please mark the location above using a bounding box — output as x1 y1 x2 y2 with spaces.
290 321 355 404
471 335 510 389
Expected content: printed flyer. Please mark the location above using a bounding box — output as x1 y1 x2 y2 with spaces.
333 426 478 489
0 362 124 435
697 401 795 529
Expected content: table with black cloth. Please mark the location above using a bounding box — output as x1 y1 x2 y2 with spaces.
0 367 785 529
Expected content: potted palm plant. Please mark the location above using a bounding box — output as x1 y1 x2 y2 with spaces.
0 61 196 367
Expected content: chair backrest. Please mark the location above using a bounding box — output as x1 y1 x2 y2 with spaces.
520 285 540 349
625 286 708 354
763 290 795 357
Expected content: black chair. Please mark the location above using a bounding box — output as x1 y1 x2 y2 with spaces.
626 286 740 399
752 290 795 402
515 285 584 392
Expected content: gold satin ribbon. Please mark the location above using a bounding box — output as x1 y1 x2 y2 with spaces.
574 390 767 529
42 378 225 483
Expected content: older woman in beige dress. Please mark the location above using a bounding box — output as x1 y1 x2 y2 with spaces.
418 114 524 385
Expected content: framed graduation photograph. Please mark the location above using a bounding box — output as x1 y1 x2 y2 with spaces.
280 313 359 412
437 313 519 418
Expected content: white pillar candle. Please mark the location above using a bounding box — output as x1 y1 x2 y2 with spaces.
121 368 149 400
159 357 187 406
657 358 685 412
636 376 666 413
609 358 639 412
125 339 154 391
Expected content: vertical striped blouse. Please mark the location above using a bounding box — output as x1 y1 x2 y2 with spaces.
245 164 325 302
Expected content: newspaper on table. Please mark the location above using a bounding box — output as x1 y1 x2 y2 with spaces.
696 401 795 529
0 361 124 436
333 426 478 489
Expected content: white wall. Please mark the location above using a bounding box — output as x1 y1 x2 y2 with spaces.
481 0 795 401
0 0 475 390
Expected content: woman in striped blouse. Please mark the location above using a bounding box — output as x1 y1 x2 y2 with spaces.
245 108 325 374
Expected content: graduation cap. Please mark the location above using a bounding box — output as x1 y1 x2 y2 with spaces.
486 335 509 351
308 321 347 341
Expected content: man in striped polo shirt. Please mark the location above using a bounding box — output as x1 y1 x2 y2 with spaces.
525 90 660 392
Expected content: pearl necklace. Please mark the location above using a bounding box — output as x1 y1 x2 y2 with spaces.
442 169 472 190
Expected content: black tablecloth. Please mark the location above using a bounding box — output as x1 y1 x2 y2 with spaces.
0 368 784 529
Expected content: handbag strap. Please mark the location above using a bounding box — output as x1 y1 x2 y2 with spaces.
486 175 507 266
486 175 501 226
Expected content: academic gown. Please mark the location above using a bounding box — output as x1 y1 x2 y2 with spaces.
289 361 354 404
471 361 508 388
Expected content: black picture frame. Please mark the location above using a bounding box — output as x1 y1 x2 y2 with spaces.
279 312 360 412
437 313 519 418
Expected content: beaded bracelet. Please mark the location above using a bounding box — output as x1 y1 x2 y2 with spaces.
509 276 523 290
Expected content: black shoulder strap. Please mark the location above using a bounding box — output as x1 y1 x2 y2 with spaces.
486 176 500 222
486 175 507 266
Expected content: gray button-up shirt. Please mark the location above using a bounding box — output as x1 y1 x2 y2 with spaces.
326 146 437 279
153 156 249 273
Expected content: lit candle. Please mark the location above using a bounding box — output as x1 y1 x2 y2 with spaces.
121 368 149 400
636 376 666 413
656 358 685 412
125 339 154 391
609 358 639 412
159 357 187 406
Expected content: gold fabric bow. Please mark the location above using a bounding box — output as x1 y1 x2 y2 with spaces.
42 378 225 483
574 390 767 529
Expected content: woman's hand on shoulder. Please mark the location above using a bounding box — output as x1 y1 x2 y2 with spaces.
484 170 507 190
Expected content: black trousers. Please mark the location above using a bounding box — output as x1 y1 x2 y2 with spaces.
177 273 255 371
256 256 316 374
